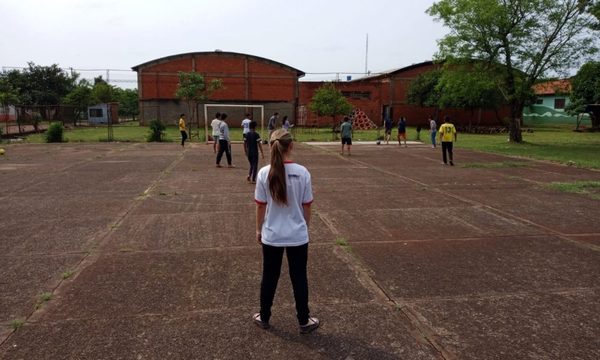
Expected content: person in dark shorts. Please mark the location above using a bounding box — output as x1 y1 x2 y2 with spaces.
384 116 392 144
244 121 264 183
340 116 352 156
397 116 407 147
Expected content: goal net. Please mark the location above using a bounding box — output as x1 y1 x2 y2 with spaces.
203 104 265 143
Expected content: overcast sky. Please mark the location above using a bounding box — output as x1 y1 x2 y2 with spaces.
0 0 448 87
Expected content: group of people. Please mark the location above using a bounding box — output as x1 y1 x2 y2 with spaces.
339 115 457 165
383 116 408 146
208 111 296 182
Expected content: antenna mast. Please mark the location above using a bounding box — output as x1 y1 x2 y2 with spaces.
364 33 369 75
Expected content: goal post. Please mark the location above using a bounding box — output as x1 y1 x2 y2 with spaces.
203 104 265 143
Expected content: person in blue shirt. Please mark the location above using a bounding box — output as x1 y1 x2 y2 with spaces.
340 116 353 156
384 116 392 145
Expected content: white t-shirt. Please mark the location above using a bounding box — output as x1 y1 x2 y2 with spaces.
241 118 252 134
255 162 313 247
211 119 221 136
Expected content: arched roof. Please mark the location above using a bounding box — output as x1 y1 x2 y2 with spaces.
132 51 305 77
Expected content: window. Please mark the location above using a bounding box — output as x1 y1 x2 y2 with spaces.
535 98 543 105
341 91 371 100
554 98 565 109
89 108 103 117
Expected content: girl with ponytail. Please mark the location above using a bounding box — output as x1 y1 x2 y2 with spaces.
253 129 320 334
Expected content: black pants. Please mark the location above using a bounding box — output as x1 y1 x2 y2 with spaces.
260 243 310 325
442 141 454 164
216 139 232 165
180 130 188 146
248 154 259 181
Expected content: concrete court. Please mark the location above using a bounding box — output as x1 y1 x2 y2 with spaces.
0 141 599 359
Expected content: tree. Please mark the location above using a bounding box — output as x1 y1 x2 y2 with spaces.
175 72 223 135
428 0 599 142
0 78 20 133
91 76 115 104
63 80 93 125
566 61 600 129
437 65 505 127
113 88 139 120
407 64 505 126
18 63 77 114
407 69 442 108
588 0 600 29
1 63 78 131
308 83 353 132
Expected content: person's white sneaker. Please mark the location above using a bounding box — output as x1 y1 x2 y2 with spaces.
299 317 320 334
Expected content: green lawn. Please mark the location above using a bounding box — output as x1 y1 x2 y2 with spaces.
456 125 600 169
14 122 600 169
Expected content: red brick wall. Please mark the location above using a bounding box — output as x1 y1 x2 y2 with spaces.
298 81 382 126
135 54 509 127
137 53 299 103
298 62 509 127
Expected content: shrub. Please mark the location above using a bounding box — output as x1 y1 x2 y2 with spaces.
45 122 64 143
147 119 166 142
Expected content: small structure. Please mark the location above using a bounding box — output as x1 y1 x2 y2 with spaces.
0 105 17 122
87 103 118 124
523 80 582 125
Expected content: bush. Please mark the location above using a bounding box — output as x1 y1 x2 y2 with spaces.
45 122 64 143
147 119 166 142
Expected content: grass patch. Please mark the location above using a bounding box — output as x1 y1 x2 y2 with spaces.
456 125 600 169
11 319 25 330
461 161 529 168
546 181 600 199
62 270 75 279
39 292 53 302
335 237 349 249
24 122 201 143
35 292 53 310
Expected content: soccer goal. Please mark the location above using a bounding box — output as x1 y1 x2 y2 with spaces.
203 104 265 143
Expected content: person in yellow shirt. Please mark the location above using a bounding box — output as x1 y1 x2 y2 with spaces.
438 116 457 166
179 113 188 148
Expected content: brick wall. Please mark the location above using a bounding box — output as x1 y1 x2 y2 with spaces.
134 53 509 128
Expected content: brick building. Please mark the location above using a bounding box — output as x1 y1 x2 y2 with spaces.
133 52 507 129
299 61 510 128
132 51 305 127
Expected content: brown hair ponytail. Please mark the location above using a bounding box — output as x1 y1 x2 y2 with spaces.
268 129 293 205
